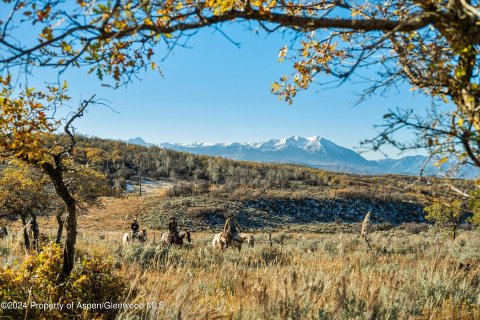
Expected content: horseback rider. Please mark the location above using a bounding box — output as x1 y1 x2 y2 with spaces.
168 217 179 244
131 218 140 240
223 212 241 248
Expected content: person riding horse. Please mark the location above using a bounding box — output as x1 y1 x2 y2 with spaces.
131 218 140 240
168 217 179 245
223 213 241 248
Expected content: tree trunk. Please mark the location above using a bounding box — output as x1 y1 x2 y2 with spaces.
21 215 30 250
31 214 39 251
55 208 65 245
42 161 77 280
139 175 142 196
62 201 77 278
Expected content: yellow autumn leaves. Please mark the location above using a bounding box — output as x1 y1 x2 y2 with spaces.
204 0 277 15
0 76 64 163
0 161 52 217
272 38 345 104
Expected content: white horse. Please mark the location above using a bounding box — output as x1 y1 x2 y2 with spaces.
122 233 131 246
161 231 191 246
212 232 255 251
122 229 147 246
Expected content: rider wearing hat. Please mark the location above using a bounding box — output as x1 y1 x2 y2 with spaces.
131 217 140 239
168 216 179 244
223 212 241 248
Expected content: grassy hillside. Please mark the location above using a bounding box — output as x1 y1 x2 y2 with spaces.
139 184 426 232
67 135 473 228
0 135 472 232
72 135 463 199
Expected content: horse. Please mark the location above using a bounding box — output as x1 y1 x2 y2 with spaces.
161 231 191 246
0 226 8 239
122 233 130 246
212 232 255 251
122 229 147 246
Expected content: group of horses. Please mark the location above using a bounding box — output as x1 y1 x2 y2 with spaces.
1 225 255 252
122 229 191 246
122 228 255 251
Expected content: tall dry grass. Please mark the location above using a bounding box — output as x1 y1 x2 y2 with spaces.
67 230 480 319
1 228 479 319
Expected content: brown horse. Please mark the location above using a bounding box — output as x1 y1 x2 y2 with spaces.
161 231 191 246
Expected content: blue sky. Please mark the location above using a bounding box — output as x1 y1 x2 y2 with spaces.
25 24 431 160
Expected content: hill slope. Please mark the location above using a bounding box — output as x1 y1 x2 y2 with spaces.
67 135 473 228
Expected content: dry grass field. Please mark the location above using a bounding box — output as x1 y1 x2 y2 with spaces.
114 231 480 319
1 191 480 320
2 226 480 319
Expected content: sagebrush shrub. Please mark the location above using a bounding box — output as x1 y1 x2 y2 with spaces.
0 244 127 320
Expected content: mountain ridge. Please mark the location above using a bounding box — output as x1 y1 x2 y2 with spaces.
126 135 477 178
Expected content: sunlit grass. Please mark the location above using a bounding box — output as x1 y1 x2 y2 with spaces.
101 230 480 319
2 226 479 319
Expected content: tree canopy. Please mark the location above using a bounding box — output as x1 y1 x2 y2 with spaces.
0 75 109 276
0 161 53 249
1 0 479 168
0 161 52 220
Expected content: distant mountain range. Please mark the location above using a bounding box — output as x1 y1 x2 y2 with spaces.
125 136 478 178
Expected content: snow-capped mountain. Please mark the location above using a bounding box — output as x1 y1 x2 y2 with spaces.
157 136 408 175
126 135 479 177
159 136 375 170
